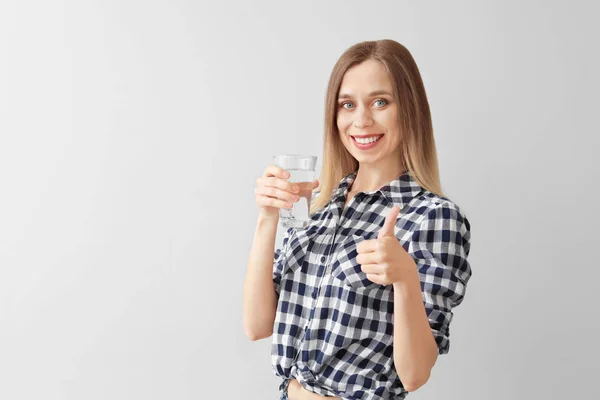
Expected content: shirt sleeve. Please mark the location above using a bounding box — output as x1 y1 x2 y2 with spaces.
408 202 472 355
273 227 294 298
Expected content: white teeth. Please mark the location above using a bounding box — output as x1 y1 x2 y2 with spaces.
354 135 382 144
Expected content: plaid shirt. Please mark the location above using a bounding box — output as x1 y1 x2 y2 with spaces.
271 169 472 400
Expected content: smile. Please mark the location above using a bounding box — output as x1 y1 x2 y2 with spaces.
351 134 384 150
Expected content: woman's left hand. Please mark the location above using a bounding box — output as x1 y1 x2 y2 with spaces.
356 205 417 286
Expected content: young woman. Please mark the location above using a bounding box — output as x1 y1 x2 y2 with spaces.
244 39 473 400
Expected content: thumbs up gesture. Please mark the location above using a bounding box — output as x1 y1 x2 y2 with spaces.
355 205 417 286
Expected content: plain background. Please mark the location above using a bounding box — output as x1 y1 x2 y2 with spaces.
1 0 598 399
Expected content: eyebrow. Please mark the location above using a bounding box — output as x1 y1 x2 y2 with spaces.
337 90 393 100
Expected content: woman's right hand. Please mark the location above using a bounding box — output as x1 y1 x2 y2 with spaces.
255 164 319 221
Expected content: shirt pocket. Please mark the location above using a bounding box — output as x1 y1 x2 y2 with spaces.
331 234 381 290
281 227 313 277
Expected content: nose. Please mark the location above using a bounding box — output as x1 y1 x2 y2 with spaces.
353 107 374 129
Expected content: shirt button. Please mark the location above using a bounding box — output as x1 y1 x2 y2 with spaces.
320 256 326 262
312 289 318 298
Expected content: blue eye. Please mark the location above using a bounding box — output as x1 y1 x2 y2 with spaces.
339 99 388 109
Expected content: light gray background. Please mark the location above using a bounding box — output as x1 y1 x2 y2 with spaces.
1 0 598 399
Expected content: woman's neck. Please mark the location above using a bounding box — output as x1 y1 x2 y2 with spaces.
351 163 407 193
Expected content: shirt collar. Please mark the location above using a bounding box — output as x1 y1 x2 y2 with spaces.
332 168 424 209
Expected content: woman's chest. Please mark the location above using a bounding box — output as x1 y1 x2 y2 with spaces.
342 191 359 212
283 196 429 288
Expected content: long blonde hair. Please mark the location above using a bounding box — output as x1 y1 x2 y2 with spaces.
311 39 445 215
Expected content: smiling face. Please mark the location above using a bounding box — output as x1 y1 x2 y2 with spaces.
337 58 402 167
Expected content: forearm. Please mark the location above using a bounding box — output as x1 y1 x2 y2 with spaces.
392 266 438 391
242 214 279 340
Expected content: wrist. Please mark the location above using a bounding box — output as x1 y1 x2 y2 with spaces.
393 268 421 298
257 215 279 231
257 212 279 224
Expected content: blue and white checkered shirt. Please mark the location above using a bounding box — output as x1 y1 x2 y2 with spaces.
271 169 472 400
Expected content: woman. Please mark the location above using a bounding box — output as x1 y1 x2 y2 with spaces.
244 39 472 400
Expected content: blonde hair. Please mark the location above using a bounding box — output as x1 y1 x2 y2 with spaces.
310 39 445 215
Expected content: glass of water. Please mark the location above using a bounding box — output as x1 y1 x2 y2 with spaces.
273 154 318 229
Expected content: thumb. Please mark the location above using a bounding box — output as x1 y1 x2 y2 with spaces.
313 179 319 189
378 205 400 239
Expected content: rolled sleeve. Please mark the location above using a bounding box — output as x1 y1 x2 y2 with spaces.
408 202 472 355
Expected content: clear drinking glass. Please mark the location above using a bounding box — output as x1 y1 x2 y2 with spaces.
273 154 318 229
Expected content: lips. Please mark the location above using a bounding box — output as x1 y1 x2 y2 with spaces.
351 134 384 150
351 133 384 139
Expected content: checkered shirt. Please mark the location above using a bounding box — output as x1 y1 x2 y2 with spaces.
271 169 472 400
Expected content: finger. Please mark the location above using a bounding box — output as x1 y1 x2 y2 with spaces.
262 165 299 193
256 196 293 210
365 273 386 285
255 185 299 203
356 239 379 254
360 263 385 274
313 179 319 189
264 164 290 179
256 175 299 194
356 251 381 265
377 205 400 239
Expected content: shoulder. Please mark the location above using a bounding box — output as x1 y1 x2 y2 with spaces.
402 192 472 258
402 191 470 232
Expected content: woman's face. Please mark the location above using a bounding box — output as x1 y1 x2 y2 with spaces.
336 59 402 166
